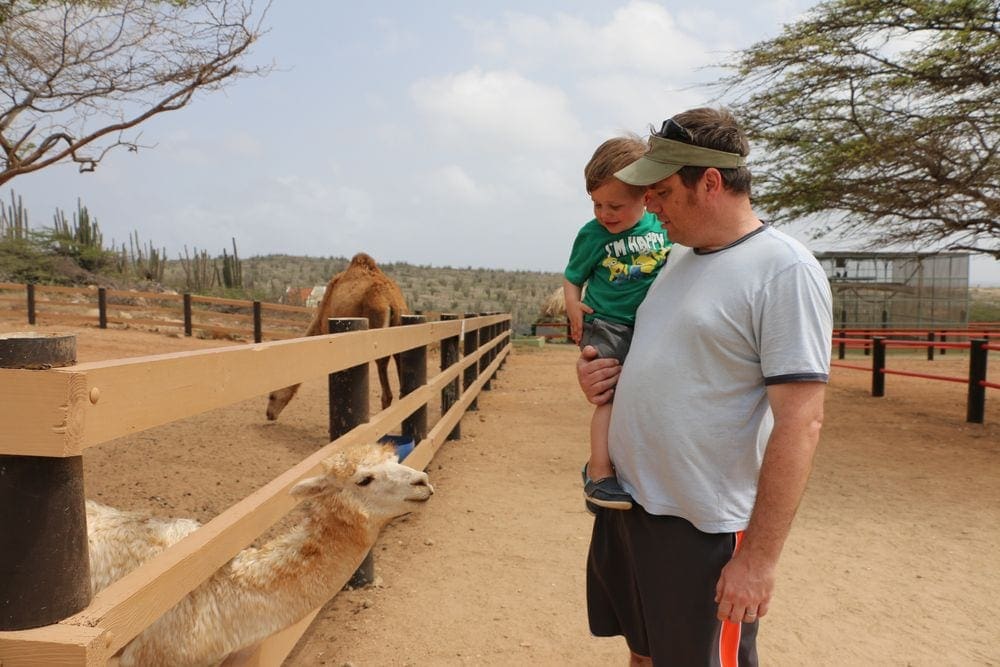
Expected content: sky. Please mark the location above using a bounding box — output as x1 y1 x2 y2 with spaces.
7 0 1000 285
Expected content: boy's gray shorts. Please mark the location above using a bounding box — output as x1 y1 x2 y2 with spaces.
580 318 634 363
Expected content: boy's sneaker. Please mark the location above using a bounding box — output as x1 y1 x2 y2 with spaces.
582 464 633 511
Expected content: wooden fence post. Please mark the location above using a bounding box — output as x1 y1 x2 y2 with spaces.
499 317 508 370
940 333 947 356
26 283 35 325
967 339 988 424
98 287 108 329
926 331 935 361
183 293 193 337
327 317 372 587
872 336 886 397
253 301 262 344
0 333 91 630
464 313 479 411
440 313 461 441
400 314 428 444
837 330 846 360
479 313 492 391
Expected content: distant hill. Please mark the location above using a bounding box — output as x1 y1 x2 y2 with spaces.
160 254 566 335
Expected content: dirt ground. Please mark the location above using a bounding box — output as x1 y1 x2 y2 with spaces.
2 318 998 666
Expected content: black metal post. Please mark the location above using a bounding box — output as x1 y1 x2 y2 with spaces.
26 283 35 325
183 293 193 337
464 313 479 411
927 331 935 361
872 336 886 397
400 314 428 444
440 314 461 440
940 333 947 356
253 301 262 343
98 287 107 329
838 330 846 360
327 317 372 587
967 338 988 424
0 333 91 630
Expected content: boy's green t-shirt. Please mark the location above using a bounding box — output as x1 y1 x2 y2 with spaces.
563 212 671 326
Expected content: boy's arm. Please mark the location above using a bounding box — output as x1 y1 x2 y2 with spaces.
562 279 591 344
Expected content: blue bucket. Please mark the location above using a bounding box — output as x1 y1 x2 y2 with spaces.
378 434 415 461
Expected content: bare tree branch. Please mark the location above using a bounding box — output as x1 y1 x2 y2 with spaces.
0 0 272 186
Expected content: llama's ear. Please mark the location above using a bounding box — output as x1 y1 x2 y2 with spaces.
290 474 343 498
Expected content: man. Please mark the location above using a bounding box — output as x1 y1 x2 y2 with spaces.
578 107 832 666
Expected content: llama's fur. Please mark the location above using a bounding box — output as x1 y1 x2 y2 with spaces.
267 252 409 420
87 442 432 667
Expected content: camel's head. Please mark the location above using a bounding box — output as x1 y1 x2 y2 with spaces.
290 442 433 521
266 385 299 421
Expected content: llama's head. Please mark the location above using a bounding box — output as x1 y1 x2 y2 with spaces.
290 442 433 521
266 385 299 421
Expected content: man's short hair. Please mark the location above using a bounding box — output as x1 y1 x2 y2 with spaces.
585 135 648 195
663 107 752 195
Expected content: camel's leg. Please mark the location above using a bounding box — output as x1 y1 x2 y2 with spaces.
393 352 404 398
376 356 393 410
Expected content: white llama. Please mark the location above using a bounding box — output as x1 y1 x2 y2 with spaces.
86 441 432 666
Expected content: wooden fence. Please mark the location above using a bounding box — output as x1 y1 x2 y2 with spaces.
0 282 315 342
0 312 511 665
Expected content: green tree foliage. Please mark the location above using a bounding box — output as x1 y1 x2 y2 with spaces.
724 0 999 257
0 0 270 186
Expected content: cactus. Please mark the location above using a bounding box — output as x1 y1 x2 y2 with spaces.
48 198 110 271
180 245 215 291
52 199 103 250
0 190 30 241
122 230 166 282
220 237 243 289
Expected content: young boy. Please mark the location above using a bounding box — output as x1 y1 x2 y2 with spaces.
563 135 671 511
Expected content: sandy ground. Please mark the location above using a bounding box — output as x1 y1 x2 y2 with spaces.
2 318 998 666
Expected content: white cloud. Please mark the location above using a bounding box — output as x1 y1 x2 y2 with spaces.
420 165 497 205
465 1 713 77
224 132 264 158
411 67 582 151
576 73 710 131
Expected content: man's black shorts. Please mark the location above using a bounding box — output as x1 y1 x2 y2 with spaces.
586 505 758 665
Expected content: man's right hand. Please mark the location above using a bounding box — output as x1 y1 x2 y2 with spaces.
576 344 621 405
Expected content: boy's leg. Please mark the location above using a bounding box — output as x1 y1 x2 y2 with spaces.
588 402 614 481
584 402 632 510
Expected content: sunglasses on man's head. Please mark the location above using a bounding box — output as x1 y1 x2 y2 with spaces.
656 118 692 142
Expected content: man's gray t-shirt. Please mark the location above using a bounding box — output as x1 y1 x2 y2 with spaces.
608 225 832 533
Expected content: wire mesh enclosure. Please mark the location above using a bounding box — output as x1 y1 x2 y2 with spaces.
816 252 970 329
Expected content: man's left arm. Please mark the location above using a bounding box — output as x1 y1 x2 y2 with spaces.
714 380 826 624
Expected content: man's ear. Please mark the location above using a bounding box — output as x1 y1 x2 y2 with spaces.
702 167 724 194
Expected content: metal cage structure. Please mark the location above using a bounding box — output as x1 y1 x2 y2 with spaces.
815 251 970 329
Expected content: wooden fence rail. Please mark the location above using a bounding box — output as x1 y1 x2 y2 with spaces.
0 282 315 342
0 312 511 666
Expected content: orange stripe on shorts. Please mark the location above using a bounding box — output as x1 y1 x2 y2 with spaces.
719 530 745 667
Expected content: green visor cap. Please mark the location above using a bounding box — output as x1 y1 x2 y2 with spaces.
615 136 747 186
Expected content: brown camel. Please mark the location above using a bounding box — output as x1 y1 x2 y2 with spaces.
266 252 409 421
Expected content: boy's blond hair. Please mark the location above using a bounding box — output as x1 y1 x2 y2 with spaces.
584 135 648 195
